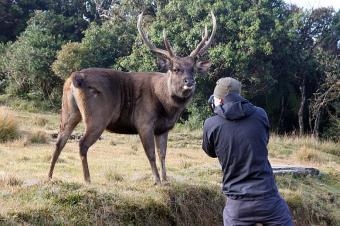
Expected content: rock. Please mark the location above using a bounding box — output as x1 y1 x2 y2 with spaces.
272 165 320 176
50 133 103 140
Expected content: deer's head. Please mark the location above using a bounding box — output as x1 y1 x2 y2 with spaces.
137 12 216 98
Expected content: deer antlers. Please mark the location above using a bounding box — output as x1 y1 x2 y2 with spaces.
137 11 217 59
190 12 217 57
137 13 174 59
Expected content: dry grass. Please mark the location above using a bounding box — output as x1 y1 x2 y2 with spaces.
296 145 321 163
28 130 49 144
0 174 23 187
33 117 49 127
0 109 338 225
268 134 339 168
0 107 19 142
105 169 125 182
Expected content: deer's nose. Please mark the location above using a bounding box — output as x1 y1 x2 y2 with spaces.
184 79 195 87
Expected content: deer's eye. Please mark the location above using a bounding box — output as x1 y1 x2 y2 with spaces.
173 68 181 73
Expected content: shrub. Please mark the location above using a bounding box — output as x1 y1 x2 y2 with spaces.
52 20 136 80
2 11 64 100
0 42 10 94
52 42 86 79
0 108 19 142
28 131 48 144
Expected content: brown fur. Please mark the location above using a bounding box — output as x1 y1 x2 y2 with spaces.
48 14 216 184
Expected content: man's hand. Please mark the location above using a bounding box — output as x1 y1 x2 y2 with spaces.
208 95 215 112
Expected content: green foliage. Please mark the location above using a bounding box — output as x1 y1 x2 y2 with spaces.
0 42 10 93
116 0 294 126
0 94 57 113
2 11 64 103
322 113 340 142
81 21 136 68
53 21 136 79
0 0 92 42
0 0 339 138
52 42 85 79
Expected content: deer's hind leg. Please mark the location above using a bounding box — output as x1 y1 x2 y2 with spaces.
76 97 115 183
48 83 81 180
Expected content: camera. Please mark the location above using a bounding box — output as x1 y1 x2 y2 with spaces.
208 95 215 112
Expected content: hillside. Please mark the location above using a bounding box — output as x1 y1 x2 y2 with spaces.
0 107 339 225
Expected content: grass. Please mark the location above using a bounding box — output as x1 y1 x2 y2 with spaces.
0 109 338 225
0 107 19 142
296 145 322 163
27 130 49 144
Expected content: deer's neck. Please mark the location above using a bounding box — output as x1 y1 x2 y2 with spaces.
155 74 192 114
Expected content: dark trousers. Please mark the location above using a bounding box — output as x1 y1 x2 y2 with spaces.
223 194 294 226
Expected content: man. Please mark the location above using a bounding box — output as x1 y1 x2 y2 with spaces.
202 77 294 226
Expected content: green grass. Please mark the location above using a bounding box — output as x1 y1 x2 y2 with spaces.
0 109 339 225
0 180 224 225
277 173 340 226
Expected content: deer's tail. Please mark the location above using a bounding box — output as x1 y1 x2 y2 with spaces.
59 74 81 132
71 72 85 88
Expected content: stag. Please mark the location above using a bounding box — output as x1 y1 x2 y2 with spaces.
48 12 216 184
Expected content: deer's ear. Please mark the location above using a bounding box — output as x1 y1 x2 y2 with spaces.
195 60 211 73
157 57 172 72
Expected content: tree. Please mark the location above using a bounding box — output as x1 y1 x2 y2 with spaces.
53 20 136 80
309 50 340 139
0 0 94 43
2 11 64 101
116 0 297 127
287 7 336 135
52 42 86 79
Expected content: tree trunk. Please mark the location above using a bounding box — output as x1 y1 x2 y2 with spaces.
278 96 285 133
298 78 306 136
313 110 321 138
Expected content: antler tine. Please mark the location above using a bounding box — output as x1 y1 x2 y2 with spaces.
137 12 172 58
190 11 217 58
202 26 208 39
163 29 175 57
190 25 209 57
197 11 217 56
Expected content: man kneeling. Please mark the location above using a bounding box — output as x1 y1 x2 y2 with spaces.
202 77 294 226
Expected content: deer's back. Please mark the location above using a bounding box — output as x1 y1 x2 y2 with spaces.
70 68 167 134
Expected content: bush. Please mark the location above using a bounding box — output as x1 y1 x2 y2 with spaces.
53 20 136 80
52 42 85 79
0 108 19 142
0 42 10 94
322 116 340 142
2 11 64 100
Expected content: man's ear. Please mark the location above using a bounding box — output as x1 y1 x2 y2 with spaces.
195 60 212 73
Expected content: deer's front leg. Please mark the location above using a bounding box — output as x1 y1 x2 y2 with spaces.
155 132 168 182
138 128 161 185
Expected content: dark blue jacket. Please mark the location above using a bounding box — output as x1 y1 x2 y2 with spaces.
202 93 278 200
